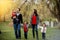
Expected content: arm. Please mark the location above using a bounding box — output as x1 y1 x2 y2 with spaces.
21 14 23 23
19 14 23 23
37 15 40 24
30 14 33 25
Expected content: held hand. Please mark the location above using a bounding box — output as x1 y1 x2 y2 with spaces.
21 24 23 26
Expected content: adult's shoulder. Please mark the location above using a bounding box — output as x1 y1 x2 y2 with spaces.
19 13 22 16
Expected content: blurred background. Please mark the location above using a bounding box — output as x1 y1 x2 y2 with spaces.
0 0 60 27
0 0 60 26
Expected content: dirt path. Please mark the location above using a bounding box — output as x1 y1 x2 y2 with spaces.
47 28 60 40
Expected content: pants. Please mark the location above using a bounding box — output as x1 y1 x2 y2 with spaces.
32 24 38 39
42 33 45 39
24 32 28 39
14 24 21 39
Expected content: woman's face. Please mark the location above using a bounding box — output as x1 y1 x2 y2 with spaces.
33 13 35 16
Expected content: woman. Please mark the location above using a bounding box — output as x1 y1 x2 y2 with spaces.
30 9 40 40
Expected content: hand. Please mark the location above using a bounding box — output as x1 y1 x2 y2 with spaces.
21 24 23 26
13 16 16 18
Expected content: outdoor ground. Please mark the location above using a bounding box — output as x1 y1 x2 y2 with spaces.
0 21 60 40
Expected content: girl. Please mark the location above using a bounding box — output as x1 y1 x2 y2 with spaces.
23 21 28 39
40 23 47 40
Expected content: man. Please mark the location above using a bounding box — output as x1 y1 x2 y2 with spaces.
16 8 23 39
12 8 23 39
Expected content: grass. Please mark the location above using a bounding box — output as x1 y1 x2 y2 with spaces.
0 21 60 40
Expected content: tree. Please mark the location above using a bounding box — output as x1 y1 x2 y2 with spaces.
46 0 60 21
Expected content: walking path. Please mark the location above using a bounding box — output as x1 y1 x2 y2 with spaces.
47 28 60 40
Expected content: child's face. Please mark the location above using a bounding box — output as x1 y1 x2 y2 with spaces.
43 24 45 27
24 22 26 24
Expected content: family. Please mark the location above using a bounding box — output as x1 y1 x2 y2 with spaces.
11 8 47 40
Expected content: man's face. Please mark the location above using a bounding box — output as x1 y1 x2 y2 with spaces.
16 9 19 13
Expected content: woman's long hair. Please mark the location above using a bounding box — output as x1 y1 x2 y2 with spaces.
34 9 38 16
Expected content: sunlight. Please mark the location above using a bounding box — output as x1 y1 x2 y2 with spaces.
0 0 12 15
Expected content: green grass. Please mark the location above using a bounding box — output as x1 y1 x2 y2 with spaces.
0 21 60 40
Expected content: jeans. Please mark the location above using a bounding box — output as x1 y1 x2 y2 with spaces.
32 24 38 39
13 24 21 39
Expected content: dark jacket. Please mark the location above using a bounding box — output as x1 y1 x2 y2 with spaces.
16 13 23 24
13 18 17 24
12 13 23 24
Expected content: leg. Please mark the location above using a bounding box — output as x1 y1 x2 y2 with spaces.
19 29 21 38
24 32 27 39
17 24 21 38
26 32 27 39
42 33 45 39
32 24 35 38
44 33 45 39
35 25 39 40
14 24 18 38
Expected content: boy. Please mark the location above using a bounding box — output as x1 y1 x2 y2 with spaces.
23 21 28 39
40 23 47 40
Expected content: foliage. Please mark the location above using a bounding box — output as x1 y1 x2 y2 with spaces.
0 0 57 22
46 0 60 21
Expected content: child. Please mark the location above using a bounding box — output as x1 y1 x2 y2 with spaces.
23 21 28 39
12 11 16 19
40 23 47 40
